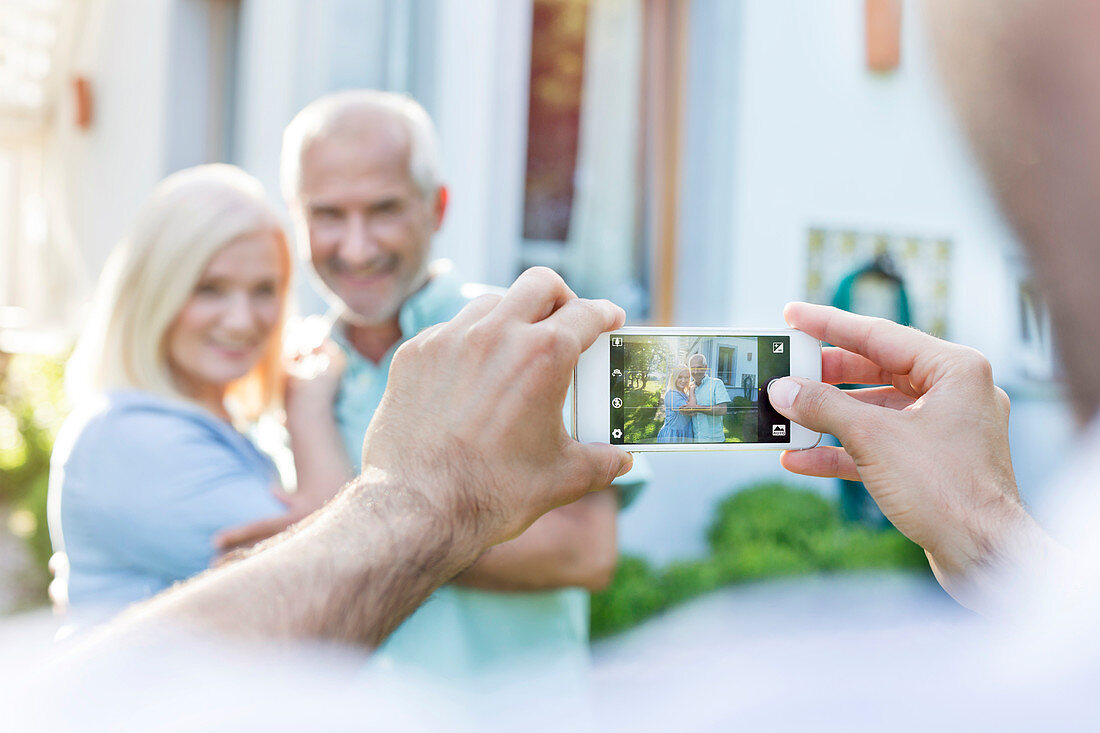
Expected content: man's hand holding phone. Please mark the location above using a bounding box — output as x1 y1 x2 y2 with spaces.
576 328 819 449
363 267 634 546
767 302 1052 610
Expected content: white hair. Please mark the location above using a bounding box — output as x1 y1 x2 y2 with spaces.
280 90 442 202
67 164 291 418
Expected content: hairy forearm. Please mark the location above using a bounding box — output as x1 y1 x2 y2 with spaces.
925 497 1069 615
454 492 618 592
287 405 353 503
102 470 482 648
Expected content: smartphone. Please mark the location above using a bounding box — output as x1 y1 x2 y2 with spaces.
573 328 822 451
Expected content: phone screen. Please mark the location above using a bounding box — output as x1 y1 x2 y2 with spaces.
609 334 791 445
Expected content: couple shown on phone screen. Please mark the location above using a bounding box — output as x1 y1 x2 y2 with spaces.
657 354 731 444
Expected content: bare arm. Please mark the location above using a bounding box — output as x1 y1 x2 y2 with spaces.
680 402 728 416
282 337 353 503
106 470 482 647
679 381 728 416
285 396 352 506
214 339 352 552
769 302 1064 613
454 490 618 592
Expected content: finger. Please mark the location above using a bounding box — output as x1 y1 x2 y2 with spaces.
780 446 861 480
822 347 921 398
567 441 634 496
822 347 894 385
767 376 878 444
286 314 331 356
785 302 950 380
448 292 504 330
541 297 627 357
844 385 917 410
213 514 294 552
495 267 577 323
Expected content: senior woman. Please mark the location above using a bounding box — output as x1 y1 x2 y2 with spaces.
47 165 350 611
656 364 696 443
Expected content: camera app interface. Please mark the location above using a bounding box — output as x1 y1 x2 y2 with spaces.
609 334 791 445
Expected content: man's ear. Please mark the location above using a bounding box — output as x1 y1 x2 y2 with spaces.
433 186 449 232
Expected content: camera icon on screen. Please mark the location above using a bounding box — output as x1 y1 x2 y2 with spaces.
772 342 784 354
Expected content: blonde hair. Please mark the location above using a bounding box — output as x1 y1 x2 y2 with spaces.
67 164 291 420
664 364 691 400
280 89 441 203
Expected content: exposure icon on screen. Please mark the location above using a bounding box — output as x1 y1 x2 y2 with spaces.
772 342 784 354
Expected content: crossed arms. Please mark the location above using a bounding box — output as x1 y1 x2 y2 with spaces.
678 401 728 417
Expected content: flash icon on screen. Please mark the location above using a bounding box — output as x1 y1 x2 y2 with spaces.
612 397 623 409
772 342 784 354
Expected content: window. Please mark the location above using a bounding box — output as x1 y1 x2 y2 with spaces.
717 345 735 393
522 0 588 246
0 0 86 353
1017 277 1055 382
519 0 675 321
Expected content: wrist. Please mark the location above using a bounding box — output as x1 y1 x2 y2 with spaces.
329 467 487 577
285 399 338 432
927 496 1041 611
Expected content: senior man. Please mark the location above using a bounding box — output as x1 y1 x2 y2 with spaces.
682 353 730 443
218 91 645 676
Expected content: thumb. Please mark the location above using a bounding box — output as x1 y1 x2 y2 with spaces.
767 377 874 444
569 441 634 495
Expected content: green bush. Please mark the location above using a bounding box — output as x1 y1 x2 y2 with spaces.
623 384 661 443
590 482 929 639
0 353 68 599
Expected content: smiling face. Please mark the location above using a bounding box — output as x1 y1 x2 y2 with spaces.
689 355 708 385
675 370 691 391
165 232 285 405
296 115 442 326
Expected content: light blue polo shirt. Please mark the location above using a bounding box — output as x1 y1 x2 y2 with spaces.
330 261 647 678
691 375 732 443
48 390 285 609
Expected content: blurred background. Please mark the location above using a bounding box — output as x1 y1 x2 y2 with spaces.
0 0 1074 631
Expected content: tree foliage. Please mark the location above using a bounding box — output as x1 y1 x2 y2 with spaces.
0 353 68 603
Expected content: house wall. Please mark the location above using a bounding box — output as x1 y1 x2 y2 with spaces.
617 0 1073 562
65 0 174 283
